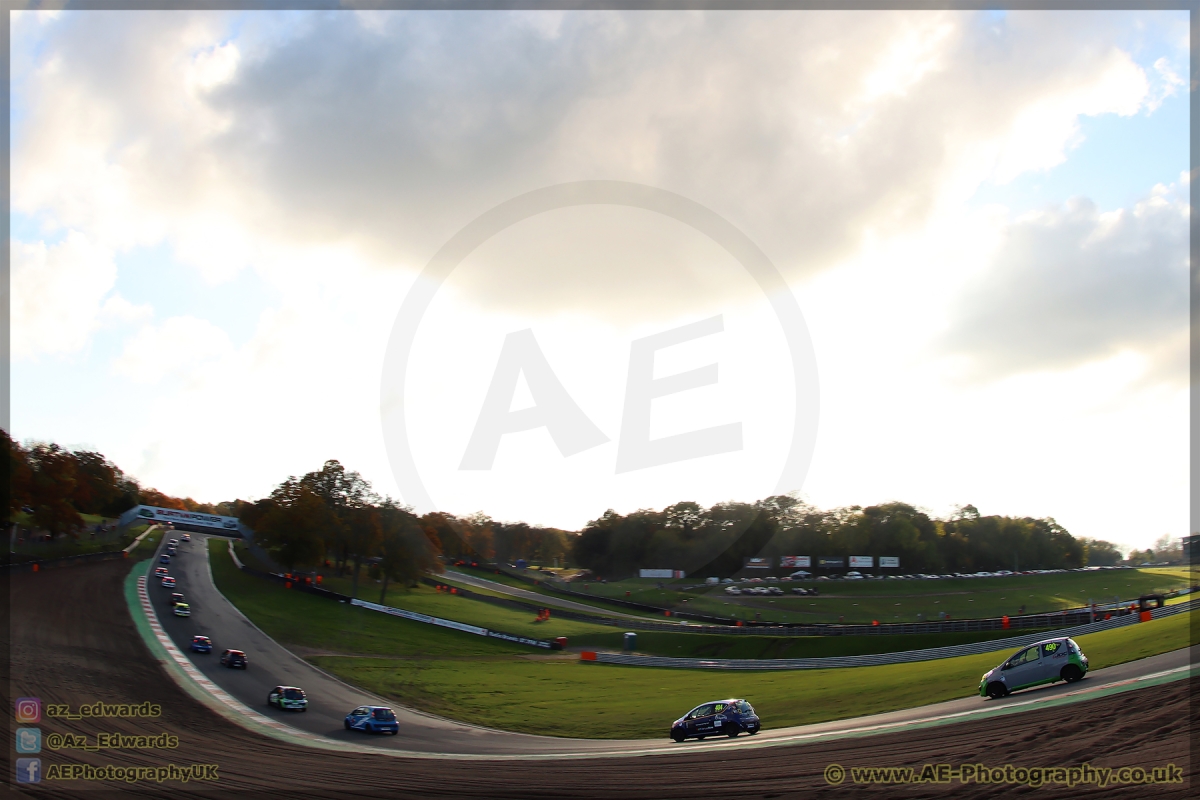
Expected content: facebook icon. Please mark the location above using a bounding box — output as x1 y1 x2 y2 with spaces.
16 757 41 784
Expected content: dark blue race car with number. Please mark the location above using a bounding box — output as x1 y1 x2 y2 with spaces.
344 706 400 735
671 698 760 742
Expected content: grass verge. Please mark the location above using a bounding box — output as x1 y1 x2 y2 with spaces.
311 611 1196 739
208 537 1197 739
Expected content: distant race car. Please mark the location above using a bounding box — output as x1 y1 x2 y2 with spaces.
173 603 190 617
181 533 191 542
344 706 399 735
168 592 185 606
161 576 176 588
671 699 760 742
220 649 248 669
159 554 171 564
154 567 169 577
191 635 213 653
268 686 308 712
980 637 1088 699
168 539 179 546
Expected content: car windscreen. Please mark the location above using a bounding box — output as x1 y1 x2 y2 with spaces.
372 709 396 721
736 701 754 714
282 689 305 699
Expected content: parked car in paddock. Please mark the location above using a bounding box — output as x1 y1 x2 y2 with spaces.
268 686 308 712
980 637 1088 699
173 602 190 617
161 576 176 588
344 706 400 734
191 635 213 653
670 699 760 742
220 649 248 669
724 586 743 595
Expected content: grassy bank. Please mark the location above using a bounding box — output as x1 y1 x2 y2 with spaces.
208 537 528 658
207 537 1196 738
310 611 1196 739
618 570 1194 625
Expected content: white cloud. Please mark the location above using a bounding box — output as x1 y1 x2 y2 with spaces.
10 231 117 359
937 187 1189 382
112 316 234 385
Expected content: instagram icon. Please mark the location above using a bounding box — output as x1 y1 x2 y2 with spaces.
15 698 41 724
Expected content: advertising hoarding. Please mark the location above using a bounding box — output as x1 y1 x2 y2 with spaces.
638 569 685 579
817 556 845 569
879 557 900 568
849 556 874 569
743 557 773 569
779 556 811 568
136 505 240 531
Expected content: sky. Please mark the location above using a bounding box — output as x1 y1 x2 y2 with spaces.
7 8 1191 554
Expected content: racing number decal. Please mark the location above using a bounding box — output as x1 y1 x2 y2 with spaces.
1044 642 1058 653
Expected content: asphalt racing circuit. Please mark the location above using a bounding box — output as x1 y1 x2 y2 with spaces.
8 534 1196 798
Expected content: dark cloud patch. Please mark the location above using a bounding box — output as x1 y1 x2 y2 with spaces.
939 195 1188 380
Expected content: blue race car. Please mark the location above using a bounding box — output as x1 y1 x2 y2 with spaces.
344 706 400 735
670 698 760 742
191 635 212 653
159 554 171 564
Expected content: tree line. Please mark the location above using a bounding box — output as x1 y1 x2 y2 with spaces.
571 497 1140 578
5 430 1170 587
239 460 575 602
2 430 198 536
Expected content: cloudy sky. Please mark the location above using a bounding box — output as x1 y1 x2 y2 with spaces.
9 8 1190 553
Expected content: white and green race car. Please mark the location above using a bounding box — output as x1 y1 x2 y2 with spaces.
980 637 1088 699
268 686 308 712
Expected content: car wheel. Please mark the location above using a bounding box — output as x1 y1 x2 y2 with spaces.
671 734 685 743
344 721 351 730
1061 665 1083 683
748 728 759 735
726 729 739 738
986 682 1008 699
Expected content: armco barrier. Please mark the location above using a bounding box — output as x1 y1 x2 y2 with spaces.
348 598 559 649
583 599 1199 670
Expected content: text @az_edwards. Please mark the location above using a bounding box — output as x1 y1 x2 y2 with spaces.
39 763 219 784
823 762 1184 788
46 702 161 720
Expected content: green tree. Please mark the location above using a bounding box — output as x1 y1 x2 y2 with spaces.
254 488 331 572
26 443 83 537
377 502 442 604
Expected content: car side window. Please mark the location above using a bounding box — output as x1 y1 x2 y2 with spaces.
713 703 726 713
1010 647 1037 666
689 704 714 719
1041 642 1061 657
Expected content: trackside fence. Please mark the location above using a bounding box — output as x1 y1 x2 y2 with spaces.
583 599 1199 670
